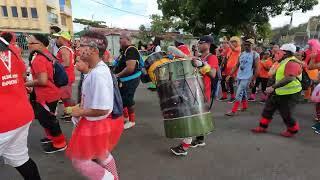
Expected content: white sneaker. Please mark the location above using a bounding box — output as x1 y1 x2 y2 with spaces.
124 121 135 129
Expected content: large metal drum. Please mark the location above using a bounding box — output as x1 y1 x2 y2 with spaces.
153 60 214 138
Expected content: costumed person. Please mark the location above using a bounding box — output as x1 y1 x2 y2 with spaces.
53 31 76 121
25 34 67 153
251 43 302 138
308 39 320 121
0 36 42 180
170 35 219 156
311 83 320 133
302 40 320 102
225 39 259 116
248 51 273 103
219 36 241 103
114 32 141 130
66 31 123 180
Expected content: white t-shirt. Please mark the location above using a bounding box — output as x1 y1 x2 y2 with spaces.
82 61 114 121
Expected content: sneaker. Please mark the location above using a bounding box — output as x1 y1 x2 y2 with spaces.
170 145 187 156
251 127 267 133
225 111 236 116
228 98 235 104
60 113 72 119
241 108 248 112
124 121 135 129
190 139 206 148
40 137 52 144
259 100 266 104
248 97 256 102
43 143 67 154
218 97 228 101
280 130 295 138
63 117 72 123
312 122 320 130
315 130 320 134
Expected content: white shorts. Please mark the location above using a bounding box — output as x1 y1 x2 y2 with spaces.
0 122 31 167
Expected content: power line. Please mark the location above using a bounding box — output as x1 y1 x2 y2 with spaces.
88 0 149 18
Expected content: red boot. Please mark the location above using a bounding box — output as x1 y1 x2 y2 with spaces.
251 126 267 133
241 100 248 111
280 130 295 138
251 118 271 133
225 101 240 116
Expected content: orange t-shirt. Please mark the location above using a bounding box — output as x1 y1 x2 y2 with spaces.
0 50 34 133
259 58 273 78
225 46 241 76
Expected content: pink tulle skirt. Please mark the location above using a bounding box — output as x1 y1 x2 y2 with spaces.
66 116 124 160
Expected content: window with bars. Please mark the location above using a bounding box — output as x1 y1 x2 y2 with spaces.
1 6 8 17
11 6 18 17
21 7 28 18
30 8 38 18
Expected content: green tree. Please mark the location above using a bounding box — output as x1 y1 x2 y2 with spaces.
137 25 152 43
150 15 174 34
73 18 108 28
157 0 318 36
256 22 272 41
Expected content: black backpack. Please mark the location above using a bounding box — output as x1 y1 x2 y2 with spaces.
300 69 312 90
29 50 68 87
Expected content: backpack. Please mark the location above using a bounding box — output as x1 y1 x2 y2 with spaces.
124 46 144 70
300 69 312 90
29 50 68 87
109 68 124 118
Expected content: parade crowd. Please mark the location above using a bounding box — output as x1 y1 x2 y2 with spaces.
1 24 320 180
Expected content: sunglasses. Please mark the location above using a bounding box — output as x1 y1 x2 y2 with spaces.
28 42 40 45
79 43 98 49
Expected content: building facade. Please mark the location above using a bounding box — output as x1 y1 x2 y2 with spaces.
0 0 73 34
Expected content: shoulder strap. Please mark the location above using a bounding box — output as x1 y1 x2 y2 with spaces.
29 50 57 63
203 53 212 62
59 46 74 55
124 45 139 55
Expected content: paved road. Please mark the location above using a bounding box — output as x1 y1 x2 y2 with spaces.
1 83 320 180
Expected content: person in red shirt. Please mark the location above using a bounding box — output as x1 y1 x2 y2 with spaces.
171 35 218 156
0 37 41 180
25 34 67 153
54 31 75 120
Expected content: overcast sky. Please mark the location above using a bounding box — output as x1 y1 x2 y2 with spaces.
72 0 320 32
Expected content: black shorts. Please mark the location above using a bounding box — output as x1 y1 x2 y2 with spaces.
119 77 140 107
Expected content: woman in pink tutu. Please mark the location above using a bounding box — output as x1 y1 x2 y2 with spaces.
66 31 124 180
